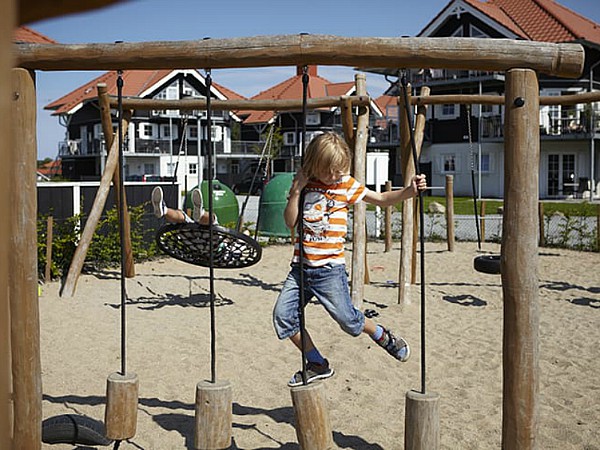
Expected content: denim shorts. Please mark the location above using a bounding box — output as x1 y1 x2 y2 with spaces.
273 263 365 339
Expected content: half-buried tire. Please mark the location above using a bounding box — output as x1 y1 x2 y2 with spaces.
42 414 113 446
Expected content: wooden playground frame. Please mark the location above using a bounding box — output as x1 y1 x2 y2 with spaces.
2 1 587 448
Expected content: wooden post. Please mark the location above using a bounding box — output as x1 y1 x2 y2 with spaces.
44 216 53 282
195 380 232 450
384 181 393 252
10 68 42 450
97 83 135 278
398 84 414 305
480 201 486 243
61 112 131 297
405 391 440 450
341 97 355 149
1 2 15 447
538 202 545 247
445 175 454 252
290 383 334 450
502 68 540 450
350 74 368 309
105 372 138 440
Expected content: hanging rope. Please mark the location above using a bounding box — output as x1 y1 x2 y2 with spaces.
466 104 482 250
399 72 428 395
297 65 310 385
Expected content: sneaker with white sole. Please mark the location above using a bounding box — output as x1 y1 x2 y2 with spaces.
151 186 167 218
376 328 410 362
192 188 204 222
288 359 335 387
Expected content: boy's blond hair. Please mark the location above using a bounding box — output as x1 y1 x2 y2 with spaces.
302 132 351 179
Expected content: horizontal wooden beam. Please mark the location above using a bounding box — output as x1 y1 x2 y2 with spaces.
108 94 371 111
14 35 584 78
19 0 126 25
411 91 600 106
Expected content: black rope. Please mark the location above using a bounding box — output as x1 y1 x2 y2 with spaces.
399 73 427 394
206 69 217 384
298 65 309 385
116 69 127 377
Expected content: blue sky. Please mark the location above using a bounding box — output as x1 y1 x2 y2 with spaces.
29 0 600 160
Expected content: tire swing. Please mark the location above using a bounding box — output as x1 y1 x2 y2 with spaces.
466 104 501 275
154 75 262 270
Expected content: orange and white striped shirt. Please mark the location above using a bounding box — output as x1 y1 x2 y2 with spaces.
292 175 368 267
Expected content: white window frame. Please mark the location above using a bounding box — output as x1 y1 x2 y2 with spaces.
189 162 198 175
469 24 489 39
284 131 296 146
138 122 158 139
439 154 459 174
436 104 459 120
306 112 320 125
160 123 179 140
211 125 223 142
187 125 198 141
474 153 494 173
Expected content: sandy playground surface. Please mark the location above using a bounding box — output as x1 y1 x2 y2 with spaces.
38 241 599 449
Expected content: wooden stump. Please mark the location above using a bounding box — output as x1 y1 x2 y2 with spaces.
290 382 334 450
195 380 232 450
105 372 138 440
404 390 440 450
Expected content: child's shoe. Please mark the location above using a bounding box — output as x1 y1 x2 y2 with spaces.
151 186 167 218
192 188 204 222
288 359 335 387
376 327 410 362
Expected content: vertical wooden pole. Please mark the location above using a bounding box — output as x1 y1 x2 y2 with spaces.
480 201 486 243
97 83 135 278
502 68 540 450
384 181 392 252
44 216 53 282
445 175 455 252
398 84 414 305
10 68 42 450
538 202 545 247
195 380 232 450
105 372 138 440
341 97 355 149
405 391 440 450
351 74 368 309
1 2 15 447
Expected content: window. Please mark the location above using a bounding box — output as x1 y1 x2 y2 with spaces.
138 123 157 139
189 163 197 175
436 104 458 120
469 25 489 39
284 132 296 146
442 104 455 116
306 112 320 125
144 163 155 174
211 125 222 142
187 125 198 141
440 154 457 173
305 131 323 145
166 162 177 176
160 123 178 140
231 163 240 174
474 153 493 173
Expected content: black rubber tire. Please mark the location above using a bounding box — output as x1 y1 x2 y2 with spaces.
42 414 113 446
473 254 501 275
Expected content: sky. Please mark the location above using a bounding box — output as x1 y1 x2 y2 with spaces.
28 0 600 160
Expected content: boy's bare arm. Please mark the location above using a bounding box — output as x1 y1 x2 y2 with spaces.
363 174 427 207
284 171 309 229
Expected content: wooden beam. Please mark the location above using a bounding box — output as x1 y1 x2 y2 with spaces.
18 0 126 25
1 1 15 447
341 97 355 149
502 68 540 450
110 95 371 112
61 111 131 297
10 68 42 450
14 35 584 78
411 91 600 106
350 74 369 309
98 84 135 278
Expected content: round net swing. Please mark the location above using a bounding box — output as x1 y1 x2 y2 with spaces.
156 222 262 269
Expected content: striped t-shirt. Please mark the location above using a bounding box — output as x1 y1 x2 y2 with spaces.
292 175 368 267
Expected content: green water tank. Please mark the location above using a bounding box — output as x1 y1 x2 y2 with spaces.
185 180 239 227
258 172 295 237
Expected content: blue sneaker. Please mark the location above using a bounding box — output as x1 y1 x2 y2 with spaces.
377 328 410 362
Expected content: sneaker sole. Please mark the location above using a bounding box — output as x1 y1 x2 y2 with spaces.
400 343 410 362
152 187 163 218
192 189 203 222
287 368 335 388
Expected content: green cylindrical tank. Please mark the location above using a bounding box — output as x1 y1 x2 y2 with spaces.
185 180 239 226
258 172 295 237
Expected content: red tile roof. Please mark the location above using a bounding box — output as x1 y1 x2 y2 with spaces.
45 70 245 115
13 26 57 44
425 0 600 45
242 66 354 124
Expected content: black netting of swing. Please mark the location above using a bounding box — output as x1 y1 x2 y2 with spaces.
156 223 262 269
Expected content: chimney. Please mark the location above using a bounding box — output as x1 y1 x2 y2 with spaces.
296 65 318 76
